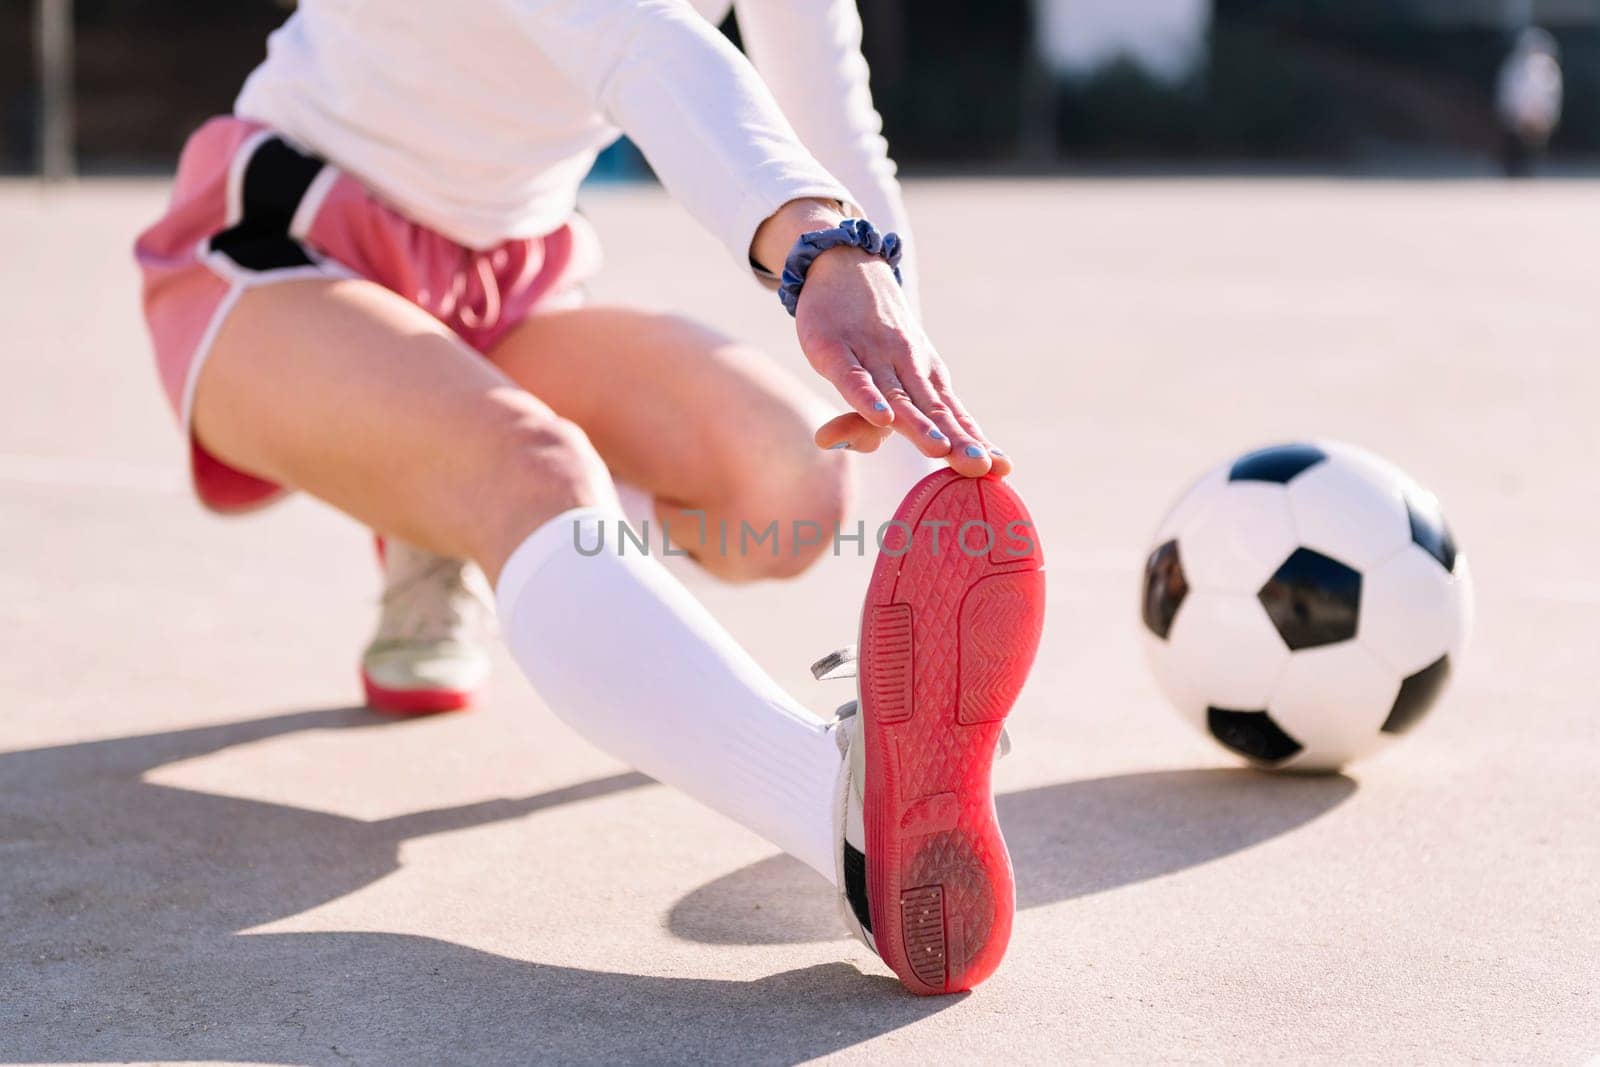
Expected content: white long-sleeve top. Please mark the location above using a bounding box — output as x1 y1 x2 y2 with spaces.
235 0 916 297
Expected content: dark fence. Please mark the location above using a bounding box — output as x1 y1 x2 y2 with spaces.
3 0 1598 173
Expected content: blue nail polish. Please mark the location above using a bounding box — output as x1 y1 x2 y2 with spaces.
873 401 889 412
990 448 1006 457
965 444 985 458
928 428 946 441
828 441 851 450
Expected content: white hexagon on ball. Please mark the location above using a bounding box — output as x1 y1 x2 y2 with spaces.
1287 455 1412 570
1179 483 1298 593
1164 589 1291 715
1267 643 1402 772
1359 544 1472 678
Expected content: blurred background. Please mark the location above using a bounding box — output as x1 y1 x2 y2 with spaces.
4 0 1592 179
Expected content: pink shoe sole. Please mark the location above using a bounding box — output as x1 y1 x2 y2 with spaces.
859 470 1046 995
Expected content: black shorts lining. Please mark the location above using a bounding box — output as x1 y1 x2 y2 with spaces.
209 136 326 273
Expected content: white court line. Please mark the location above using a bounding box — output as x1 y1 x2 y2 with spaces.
0 453 185 495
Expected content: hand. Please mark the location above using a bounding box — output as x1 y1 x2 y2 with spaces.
751 198 1009 478
795 247 1009 478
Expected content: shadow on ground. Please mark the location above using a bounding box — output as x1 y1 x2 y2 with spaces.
0 709 951 1066
668 767 1357 946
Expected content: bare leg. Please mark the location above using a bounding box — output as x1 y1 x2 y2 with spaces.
192 277 848 885
487 306 851 581
192 278 615 582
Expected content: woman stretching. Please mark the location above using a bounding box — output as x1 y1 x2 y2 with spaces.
135 0 1045 995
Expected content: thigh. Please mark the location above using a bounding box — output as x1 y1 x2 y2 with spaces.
485 305 833 511
192 277 614 572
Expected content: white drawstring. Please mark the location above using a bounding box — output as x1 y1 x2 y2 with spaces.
458 254 501 330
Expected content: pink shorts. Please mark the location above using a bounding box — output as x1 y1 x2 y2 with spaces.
134 116 600 513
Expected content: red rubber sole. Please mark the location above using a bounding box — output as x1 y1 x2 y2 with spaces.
361 672 477 716
859 470 1046 995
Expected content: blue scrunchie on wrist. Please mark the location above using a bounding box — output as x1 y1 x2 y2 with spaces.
778 218 903 316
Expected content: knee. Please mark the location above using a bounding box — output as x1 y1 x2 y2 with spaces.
718 448 853 582
783 450 853 577
466 406 611 567
491 410 604 495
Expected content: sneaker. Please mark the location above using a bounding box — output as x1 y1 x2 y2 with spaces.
822 470 1046 995
819 666 1013 961
361 539 494 715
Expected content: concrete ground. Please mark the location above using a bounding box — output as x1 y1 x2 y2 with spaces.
0 177 1596 1065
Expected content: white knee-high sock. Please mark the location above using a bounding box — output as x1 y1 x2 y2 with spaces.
495 506 843 882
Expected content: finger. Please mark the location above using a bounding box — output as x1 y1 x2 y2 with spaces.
899 361 991 477
929 362 1012 477
927 361 987 439
873 367 951 459
805 340 894 427
814 412 894 453
981 448 1013 478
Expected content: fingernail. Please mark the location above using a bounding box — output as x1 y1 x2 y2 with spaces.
928 428 946 441
873 401 889 412
990 448 1006 457
965 444 986 458
828 441 851 450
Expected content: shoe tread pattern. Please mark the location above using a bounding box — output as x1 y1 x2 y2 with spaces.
859 471 1045 995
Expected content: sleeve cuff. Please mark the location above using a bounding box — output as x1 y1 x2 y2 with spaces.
730 178 854 287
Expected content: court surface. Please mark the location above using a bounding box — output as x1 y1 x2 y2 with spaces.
1 177 1595 1065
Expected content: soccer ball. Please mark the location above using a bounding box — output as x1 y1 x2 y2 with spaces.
1140 442 1473 773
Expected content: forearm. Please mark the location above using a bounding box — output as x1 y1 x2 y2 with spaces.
735 0 920 310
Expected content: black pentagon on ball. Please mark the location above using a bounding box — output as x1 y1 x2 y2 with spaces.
1405 494 1458 573
1207 707 1303 764
1141 539 1188 639
1228 443 1329 485
1257 548 1362 650
1381 654 1451 735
